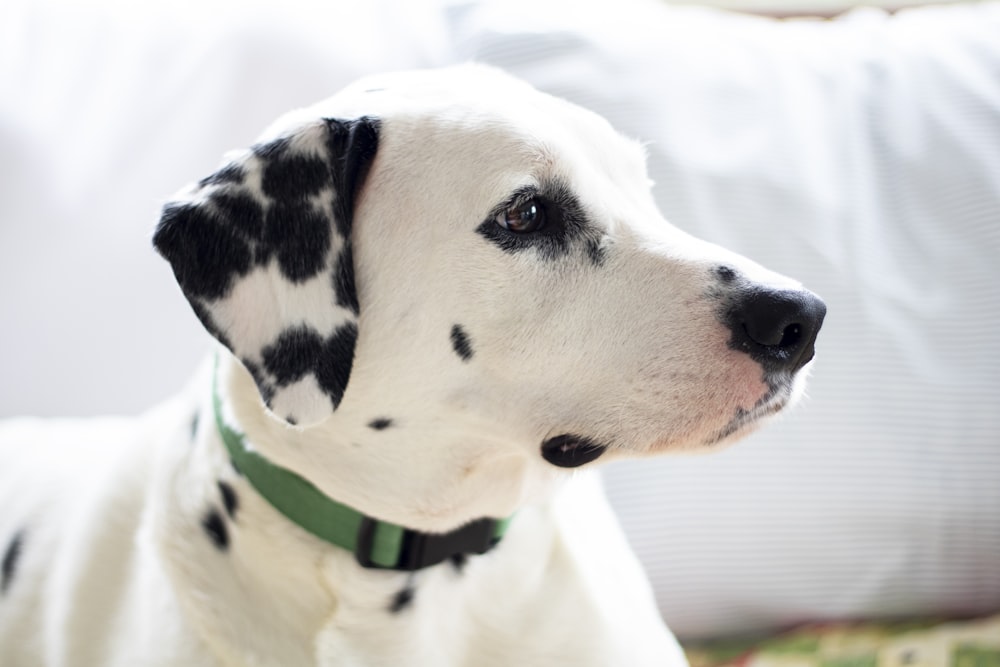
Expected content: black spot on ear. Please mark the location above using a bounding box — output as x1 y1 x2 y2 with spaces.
261 153 329 201
262 326 323 386
368 417 393 431
252 136 291 161
242 359 276 406
266 203 332 283
389 586 415 613
450 325 474 362
324 117 381 240
198 163 246 188
201 509 229 551
217 481 239 519
189 300 232 350
333 244 359 315
540 434 607 468
213 192 266 243
2 530 25 595
315 323 358 409
154 203 253 300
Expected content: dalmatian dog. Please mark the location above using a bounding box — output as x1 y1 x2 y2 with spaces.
0 65 825 666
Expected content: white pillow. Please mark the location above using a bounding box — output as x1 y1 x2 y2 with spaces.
444 0 1000 638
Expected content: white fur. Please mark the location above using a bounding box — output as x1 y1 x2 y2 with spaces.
0 65 817 666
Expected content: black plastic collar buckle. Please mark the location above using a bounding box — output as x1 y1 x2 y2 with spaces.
356 517 500 571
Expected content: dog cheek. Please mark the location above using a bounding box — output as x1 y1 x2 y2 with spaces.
636 335 769 448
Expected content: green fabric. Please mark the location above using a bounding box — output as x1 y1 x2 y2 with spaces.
211 358 509 568
683 615 1000 667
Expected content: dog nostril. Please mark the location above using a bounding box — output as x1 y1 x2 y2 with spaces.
779 323 802 349
743 316 804 349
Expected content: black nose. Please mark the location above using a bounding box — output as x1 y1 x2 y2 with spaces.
726 287 826 373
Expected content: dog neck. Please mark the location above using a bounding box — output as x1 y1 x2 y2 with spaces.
209 352 537 569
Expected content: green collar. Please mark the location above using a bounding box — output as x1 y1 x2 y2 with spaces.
212 360 511 570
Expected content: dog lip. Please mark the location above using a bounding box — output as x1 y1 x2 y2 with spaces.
705 390 790 447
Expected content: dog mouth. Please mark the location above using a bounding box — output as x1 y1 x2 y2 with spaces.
705 379 793 446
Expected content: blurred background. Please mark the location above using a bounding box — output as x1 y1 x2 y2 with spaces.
1 0 998 652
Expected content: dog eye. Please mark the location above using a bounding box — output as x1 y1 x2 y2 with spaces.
496 198 545 233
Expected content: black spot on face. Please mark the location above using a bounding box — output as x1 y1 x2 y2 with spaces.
450 553 467 573
715 265 737 284
540 434 607 468
201 509 229 551
389 586 415 613
2 530 25 595
262 325 323 386
450 324 474 362
217 481 238 519
315 323 359 409
368 417 393 431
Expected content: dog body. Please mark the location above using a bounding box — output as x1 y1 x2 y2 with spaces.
0 371 680 666
0 66 824 666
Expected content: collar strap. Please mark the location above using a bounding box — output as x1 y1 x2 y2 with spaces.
212 359 511 571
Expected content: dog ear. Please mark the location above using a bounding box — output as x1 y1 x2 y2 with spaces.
153 117 380 426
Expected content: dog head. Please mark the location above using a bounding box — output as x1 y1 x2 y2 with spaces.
154 65 824 528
